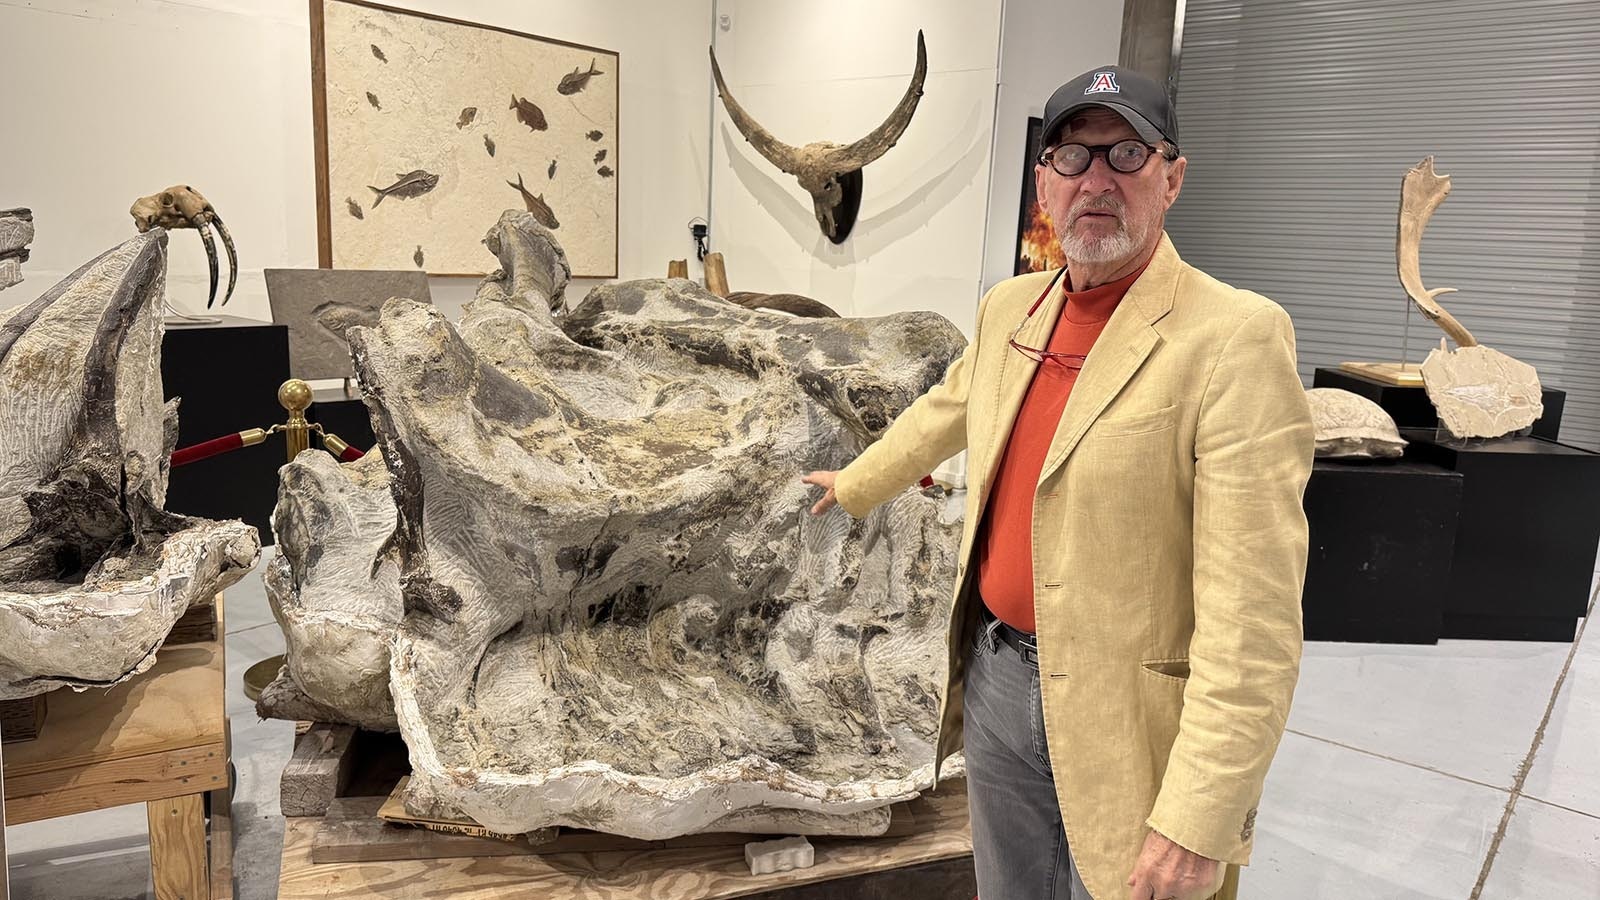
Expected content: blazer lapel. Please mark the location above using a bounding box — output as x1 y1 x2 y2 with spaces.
1036 234 1181 485
975 273 1068 501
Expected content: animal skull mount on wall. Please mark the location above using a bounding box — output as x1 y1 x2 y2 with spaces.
130 185 237 308
710 31 927 244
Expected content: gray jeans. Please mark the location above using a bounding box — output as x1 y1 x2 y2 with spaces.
964 611 1092 900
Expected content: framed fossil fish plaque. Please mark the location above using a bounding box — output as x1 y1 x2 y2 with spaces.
311 0 618 277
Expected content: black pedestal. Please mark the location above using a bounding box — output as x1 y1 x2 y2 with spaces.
1302 459 1463 643
1402 430 1600 641
1313 367 1566 441
161 316 291 545
308 387 376 456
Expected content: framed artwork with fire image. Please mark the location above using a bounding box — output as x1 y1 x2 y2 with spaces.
1014 116 1066 275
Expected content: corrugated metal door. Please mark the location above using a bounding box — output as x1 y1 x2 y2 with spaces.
1166 0 1600 447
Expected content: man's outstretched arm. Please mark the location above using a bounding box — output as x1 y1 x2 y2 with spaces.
805 287 997 518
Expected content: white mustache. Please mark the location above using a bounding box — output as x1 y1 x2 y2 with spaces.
1070 199 1124 223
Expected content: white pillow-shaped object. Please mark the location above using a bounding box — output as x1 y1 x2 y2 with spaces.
1306 388 1407 459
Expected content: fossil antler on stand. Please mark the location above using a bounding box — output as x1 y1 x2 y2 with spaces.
1397 157 1476 348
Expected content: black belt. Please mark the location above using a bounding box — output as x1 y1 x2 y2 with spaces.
980 605 1038 666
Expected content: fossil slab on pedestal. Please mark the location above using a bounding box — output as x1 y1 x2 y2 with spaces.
269 210 965 838
1421 343 1544 441
0 230 260 699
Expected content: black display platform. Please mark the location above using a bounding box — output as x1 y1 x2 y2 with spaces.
1313 367 1566 441
1401 430 1600 641
161 316 291 545
1303 459 1463 643
307 387 376 456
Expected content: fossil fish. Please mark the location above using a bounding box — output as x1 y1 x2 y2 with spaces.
485 135 496 157
586 130 603 141
413 245 424 268
594 148 607 164
366 91 381 110
557 58 604 95
548 159 557 179
507 173 559 229
509 94 548 131
371 44 387 63
346 197 364 220
368 169 439 207
456 107 477 129
597 165 614 179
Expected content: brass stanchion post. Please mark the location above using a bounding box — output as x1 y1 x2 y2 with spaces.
278 378 313 462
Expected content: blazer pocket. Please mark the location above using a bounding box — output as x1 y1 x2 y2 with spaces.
1094 404 1178 437
1140 658 1191 684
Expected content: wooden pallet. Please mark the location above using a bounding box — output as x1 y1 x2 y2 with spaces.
277 722 975 899
2 595 234 899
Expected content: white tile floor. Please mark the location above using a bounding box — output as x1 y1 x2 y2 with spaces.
6 549 1599 899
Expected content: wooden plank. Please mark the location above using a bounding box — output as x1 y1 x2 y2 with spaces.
209 718 235 900
371 775 941 856
314 797 547 864
4 741 227 825
149 793 209 900
667 259 689 279
1 631 225 780
0 693 46 743
281 723 357 817
280 785 973 900
704 252 731 297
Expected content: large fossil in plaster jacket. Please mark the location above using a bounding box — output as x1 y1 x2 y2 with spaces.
0 231 260 699
263 210 964 838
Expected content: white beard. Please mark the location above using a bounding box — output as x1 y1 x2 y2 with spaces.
1059 213 1146 264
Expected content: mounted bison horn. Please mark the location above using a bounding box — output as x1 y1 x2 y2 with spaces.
710 31 927 244
130 185 237 308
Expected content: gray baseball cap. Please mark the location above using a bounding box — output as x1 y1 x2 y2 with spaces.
1041 65 1178 149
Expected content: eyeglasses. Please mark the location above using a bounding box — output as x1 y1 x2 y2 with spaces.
1007 266 1087 370
1038 139 1176 178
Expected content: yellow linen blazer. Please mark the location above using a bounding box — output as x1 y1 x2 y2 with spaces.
834 233 1313 900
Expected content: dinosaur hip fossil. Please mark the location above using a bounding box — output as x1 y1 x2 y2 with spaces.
130 185 237 308
710 31 927 244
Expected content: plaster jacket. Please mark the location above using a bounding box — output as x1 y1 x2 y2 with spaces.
833 232 1314 899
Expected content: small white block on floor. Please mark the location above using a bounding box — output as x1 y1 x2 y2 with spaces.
745 835 815 876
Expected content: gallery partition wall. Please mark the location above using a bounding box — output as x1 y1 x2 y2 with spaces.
1165 0 1600 449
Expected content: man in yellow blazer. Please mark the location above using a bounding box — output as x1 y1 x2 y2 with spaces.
804 65 1313 900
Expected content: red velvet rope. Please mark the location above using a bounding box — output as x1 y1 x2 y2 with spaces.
337 443 365 463
170 432 246 467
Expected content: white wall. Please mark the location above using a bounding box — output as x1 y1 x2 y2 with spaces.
979 0 1126 295
0 0 713 323
707 0 1002 331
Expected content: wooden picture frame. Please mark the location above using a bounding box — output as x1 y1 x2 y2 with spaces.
310 0 619 278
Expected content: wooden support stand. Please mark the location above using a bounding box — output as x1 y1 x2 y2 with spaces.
2 597 234 899
277 726 976 899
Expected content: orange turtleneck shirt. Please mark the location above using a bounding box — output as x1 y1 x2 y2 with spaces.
978 262 1148 634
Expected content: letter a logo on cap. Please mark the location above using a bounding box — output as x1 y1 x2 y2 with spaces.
1085 71 1119 94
